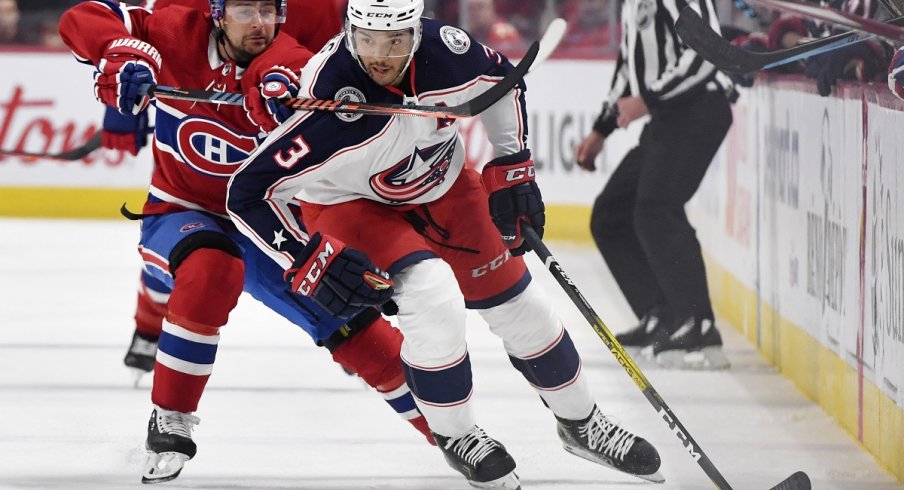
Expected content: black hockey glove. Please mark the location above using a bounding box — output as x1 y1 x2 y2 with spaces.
481 149 545 256
285 232 394 320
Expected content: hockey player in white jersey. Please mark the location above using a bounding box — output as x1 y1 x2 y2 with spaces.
227 1 663 487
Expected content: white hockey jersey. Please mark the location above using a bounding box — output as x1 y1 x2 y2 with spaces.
227 18 530 266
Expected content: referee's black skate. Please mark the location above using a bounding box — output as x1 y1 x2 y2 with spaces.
124 330 158 386
615 307 667 359
142 406 199 484
557 405 664 483
433 426 520 489
654 315 730 370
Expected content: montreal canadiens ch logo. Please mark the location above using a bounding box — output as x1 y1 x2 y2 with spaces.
369 138 456 203
176 119 259 177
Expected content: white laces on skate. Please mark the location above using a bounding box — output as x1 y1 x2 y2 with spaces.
156 408 200 438
445 427 500 467
581 411 636 462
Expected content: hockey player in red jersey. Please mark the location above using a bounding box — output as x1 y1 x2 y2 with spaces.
111 0 340 382
226 0 664 487
59 0 432 483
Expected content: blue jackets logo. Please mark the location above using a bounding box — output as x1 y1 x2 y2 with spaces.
176 118 259 177
369 138 456 203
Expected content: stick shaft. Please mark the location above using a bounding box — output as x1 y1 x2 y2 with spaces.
523 228 734 489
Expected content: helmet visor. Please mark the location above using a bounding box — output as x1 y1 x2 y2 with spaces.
350 26 416 59
224 2 285 24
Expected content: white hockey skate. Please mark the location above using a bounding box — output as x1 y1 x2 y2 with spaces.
142 406 200 484
557 405 664 483
433 426 521 489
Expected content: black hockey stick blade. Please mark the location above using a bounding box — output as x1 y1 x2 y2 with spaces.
0 131 102 161
745 0 904 42
677 6 852 73
768 471 811 490
142 41 538 120
677 7 904 74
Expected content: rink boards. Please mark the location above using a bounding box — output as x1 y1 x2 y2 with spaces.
693 76 904 481
0 53 901 481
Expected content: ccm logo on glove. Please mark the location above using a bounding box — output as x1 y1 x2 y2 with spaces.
285 232 394 319
292 240 337 295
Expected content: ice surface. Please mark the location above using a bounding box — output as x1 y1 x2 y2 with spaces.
0 218 899 489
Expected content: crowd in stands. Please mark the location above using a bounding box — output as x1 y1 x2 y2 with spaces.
0 0 621 57
1 0 901 99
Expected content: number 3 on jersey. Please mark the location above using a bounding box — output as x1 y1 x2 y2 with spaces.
274 134 311 169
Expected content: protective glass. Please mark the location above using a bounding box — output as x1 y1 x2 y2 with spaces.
351 27 416 58
224 3 283 24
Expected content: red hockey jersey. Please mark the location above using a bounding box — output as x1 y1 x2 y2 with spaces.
146 0 342 55
59 2 321 216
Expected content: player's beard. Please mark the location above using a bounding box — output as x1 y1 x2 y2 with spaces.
222 28 273 64
364 57 407 87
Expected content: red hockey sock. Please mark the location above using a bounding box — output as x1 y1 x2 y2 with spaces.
134 286 167 338
151 249 243 413
332 316 435 445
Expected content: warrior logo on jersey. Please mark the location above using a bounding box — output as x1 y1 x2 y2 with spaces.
175 118 259 177
335 86 366 122
440 26 470 54
369 137 457 203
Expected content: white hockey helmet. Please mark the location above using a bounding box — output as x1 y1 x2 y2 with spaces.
346 0 424 31
345 0 424 81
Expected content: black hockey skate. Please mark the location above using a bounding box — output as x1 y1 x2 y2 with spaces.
615 307 667 359
557 405 664 483
433 426 520 489
124 330 158 386
142 406 200 484
654 316 730 370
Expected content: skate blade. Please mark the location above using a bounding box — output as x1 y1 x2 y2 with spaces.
467 471 521 489
142 451 189 484
656 346 730 370
129 368 151 388
562 444 665 483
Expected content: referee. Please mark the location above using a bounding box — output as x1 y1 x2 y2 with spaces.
576 0 733 369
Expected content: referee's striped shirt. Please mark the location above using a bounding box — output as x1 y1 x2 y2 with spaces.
594 0 734 136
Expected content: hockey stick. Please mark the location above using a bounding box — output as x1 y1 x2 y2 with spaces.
744 0 904 42
523 227 812 490
141 40 541 120
677 7 904 73
0 131 102 161
533 18 567 68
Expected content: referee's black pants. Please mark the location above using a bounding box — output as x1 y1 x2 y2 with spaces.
590 90 732 326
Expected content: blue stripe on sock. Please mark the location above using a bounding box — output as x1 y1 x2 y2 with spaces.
403 354 473 405
158 331 218 365
509 330 580 389
386 392 418 414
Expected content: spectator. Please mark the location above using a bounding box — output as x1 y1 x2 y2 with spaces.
0 0 24 44
466 0 525 54
559 0 617 55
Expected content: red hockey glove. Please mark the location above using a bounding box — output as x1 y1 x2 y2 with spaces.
480 149 545 256
285 232 395 320
101 106 152 156
244 66 299 133
94 37 161 115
